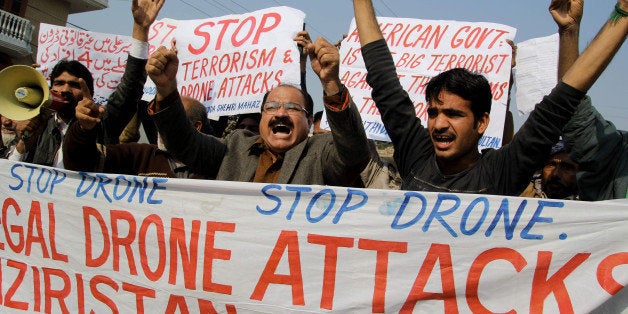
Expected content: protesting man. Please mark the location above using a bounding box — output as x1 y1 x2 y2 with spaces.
6 60 93 167
519 0 583 200
64 78 212 178
520 141 580 199
100 0 165 144
145 37 369 186
551 0 628 200
5 0 164 167
351 0 627 195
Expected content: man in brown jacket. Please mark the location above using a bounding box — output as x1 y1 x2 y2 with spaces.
63 89 211 179
143 36 369 186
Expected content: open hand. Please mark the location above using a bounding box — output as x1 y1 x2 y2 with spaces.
132 0 165 30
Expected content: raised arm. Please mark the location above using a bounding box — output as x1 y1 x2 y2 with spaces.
559 1 628 200
131 0 164 42
146 44 179 104
101 0 165 144
307 37 343 96
561 1 627 92
146 44 225 177
550 0 583 79
352 0 384 46
351 0 432 179
306 36 370 183
511 1 627 196
64 79 105 171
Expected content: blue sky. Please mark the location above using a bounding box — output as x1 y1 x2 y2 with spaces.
68 0 627 131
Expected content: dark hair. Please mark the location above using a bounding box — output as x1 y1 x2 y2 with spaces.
237 113 261 125
313 110 324 123
49 60 94 96
182 96 213 135
236 113 261 134
261 84 313 117
425 68 492 123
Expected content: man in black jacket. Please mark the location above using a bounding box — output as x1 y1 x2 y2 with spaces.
351 0 627 195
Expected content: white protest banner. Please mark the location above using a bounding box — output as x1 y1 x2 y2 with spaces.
1 159 626 313
337 18 516 149
36 6 304 117
37 24 133 104
142 17 181 101
36 20 180 105
172 7 304 118
514 33 559 115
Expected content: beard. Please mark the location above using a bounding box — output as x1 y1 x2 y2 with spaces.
1 129 16 147
55 91 78 122
543 177 574 199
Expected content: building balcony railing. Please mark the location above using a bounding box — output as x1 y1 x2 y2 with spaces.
0 9 34 57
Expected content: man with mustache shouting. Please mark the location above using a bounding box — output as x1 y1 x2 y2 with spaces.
145 37 369 186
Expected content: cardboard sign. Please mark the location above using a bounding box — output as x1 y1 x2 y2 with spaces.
336 17 516 149
172 7 304 118
36 6 304 118
37 24 133 104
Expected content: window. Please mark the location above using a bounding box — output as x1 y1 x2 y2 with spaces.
2 0 28 16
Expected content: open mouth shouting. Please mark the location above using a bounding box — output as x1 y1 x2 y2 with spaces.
432 132 456 150
269 117 294 138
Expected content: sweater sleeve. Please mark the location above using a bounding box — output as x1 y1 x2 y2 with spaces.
320 89 370 185
496 82 585 194
562 97 625 200
563 96 621 168
150 92 226 178
361 39 433 178
101 54 148 144
63 122 102 172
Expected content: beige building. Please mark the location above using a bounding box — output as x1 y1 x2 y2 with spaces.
0 0 108 68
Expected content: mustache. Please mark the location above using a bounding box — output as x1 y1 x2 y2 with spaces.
544 177 569 189
432 128 451 134
269 116 293 128
431 128 455 138
1 125 16 132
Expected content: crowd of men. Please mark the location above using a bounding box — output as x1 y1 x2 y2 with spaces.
0 0 626 201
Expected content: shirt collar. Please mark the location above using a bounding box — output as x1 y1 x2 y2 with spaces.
248 137 285 160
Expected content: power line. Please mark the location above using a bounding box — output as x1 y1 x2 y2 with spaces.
181 0 215 18
202 0 237 15
302 22 325 39
226 0 251 12
195 0 227 16
378 0 398 17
